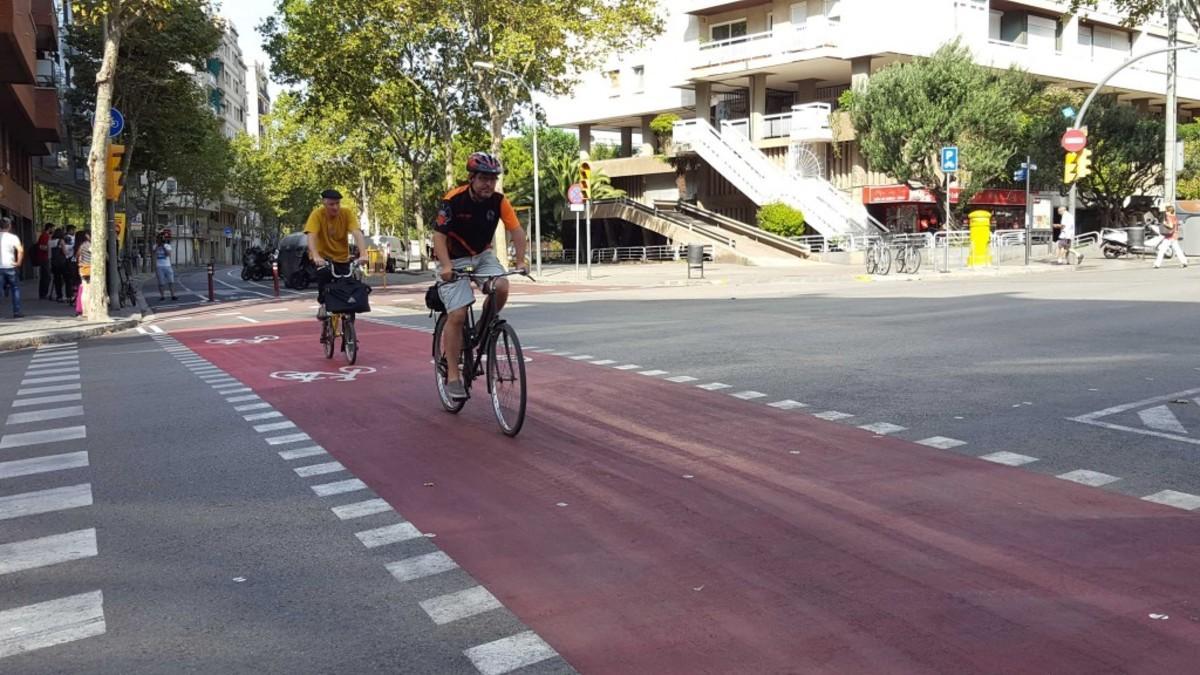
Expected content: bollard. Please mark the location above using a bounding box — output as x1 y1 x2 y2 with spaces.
207 262 215 302
272 261 280 297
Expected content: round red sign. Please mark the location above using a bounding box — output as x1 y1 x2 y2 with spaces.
1061 129 1087 153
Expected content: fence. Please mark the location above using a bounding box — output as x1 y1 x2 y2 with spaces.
554 245 713 264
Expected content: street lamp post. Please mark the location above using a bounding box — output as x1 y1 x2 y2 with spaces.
473 62 541 277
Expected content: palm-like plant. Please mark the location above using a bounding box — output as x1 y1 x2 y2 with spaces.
546 154 623 227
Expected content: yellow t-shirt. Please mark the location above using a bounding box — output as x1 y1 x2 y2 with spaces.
303 206 359 262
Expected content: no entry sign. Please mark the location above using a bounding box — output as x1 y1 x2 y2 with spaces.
1061 129 1087 153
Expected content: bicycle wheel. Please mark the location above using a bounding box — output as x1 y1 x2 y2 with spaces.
342 316 358 365
907 246 921 274
878 246 892 275
322 318 334 359
432 313 466 414
487 323 526 437
865 247 877 275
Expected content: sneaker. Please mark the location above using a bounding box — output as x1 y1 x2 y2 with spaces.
445 379 468 400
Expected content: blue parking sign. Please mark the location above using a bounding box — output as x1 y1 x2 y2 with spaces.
941 146 959 173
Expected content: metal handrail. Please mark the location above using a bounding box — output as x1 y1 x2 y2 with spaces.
676 202 811 257
591 197 737 248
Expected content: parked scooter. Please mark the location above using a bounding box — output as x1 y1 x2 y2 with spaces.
1100 220 1172 259
241 246 274 281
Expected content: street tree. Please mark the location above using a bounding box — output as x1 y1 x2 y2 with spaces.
1073 97 1165 225
1180 121 1200 199
843 42 1037 226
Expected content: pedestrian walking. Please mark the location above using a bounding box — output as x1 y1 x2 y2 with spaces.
0 217 25 318
49 227 67 302
1056 207 1074 265
154 232 177 301
62 225 78 302
1154 206 1188 268
35 222 52 299
74 232 91 317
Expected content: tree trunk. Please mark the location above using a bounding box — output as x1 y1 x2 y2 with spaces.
487 111 511 268
410 173 429 271
86 17 121 321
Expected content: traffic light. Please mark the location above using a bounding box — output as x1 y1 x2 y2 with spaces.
1063 151 1078 184
579 161 592 201
105 143 126 200
1076 148 1093 180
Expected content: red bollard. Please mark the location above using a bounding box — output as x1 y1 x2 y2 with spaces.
207 262 215 302
272 261 280 297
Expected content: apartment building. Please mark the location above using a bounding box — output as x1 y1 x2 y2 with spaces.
1 0 62 251
248 61 271 140
544 0 1200 234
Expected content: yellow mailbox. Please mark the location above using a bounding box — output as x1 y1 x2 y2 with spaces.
967 210 993 267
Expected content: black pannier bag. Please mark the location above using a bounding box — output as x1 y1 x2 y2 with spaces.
325 277 372 313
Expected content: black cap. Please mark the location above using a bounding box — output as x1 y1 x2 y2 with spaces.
321 189 342 200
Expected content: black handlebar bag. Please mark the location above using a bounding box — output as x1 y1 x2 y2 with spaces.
325 277 372 313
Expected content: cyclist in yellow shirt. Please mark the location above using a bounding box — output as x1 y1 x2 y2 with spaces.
305 189 368 320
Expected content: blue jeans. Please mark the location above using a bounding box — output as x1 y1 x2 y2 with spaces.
0 269 20 315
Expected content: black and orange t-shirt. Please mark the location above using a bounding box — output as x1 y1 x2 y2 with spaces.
434 185 521 259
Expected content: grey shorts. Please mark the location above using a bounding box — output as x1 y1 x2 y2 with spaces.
156 265 175 284
436 250 505 313
1058 238 1072 249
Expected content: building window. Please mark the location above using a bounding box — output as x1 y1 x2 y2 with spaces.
631 65 645 93
607 69 620 95
710 19 748 43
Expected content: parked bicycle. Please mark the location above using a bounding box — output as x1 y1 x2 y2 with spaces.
431 268 530 437
117 257 139 308
865 238 891 275
320 262 366 365
895 242 922 274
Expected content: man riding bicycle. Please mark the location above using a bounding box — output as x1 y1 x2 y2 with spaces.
434 152 528 400
305 189 368 321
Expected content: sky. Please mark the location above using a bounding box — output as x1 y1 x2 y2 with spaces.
214 0 279 98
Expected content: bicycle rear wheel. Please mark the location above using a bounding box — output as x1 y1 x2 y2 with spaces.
878 246 892 275
907 246 922 273
342 316 358 365
322 318 334 359
432 313 465 414
865 247 877 275
487 323 527 437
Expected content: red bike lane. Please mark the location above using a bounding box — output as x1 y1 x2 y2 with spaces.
174 319 1200 674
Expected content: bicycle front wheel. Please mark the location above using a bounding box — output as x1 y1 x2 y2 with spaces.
343 316 358 365
907 247 922 274
866 247 877 275
878 246 892 275
487 323 527 437
432 313 465 414
322 318 334 359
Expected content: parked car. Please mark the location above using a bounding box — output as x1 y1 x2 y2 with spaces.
369 235 408 272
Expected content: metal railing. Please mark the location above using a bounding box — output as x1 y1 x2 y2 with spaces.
591 196 737 249
676 202 811 258
585 244 712 264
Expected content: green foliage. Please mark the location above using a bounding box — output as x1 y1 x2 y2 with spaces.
756 202 806 238
649 113 680 139
1067 1 1199 32
1176 121 1200 199
589 143 621 160
36 184 90 227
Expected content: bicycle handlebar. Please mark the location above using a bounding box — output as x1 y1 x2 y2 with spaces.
440 268 535 285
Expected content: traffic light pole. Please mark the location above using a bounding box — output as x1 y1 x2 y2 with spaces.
1024 155 1032 267
107 199 119 308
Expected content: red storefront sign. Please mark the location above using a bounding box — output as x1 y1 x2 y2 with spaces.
863 185 1026 206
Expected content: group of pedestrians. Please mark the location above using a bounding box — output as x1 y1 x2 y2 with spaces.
34 223 92 315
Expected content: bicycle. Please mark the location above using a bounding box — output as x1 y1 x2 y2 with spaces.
320 262 363 365
895 242 922 274
117 257 139 308
865 238 891 275
431 268 531 437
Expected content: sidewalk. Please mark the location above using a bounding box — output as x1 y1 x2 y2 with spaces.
0 272 144 351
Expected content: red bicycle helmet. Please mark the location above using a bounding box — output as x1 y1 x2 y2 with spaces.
466 151 502 175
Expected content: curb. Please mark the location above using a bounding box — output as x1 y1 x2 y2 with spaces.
0 316 144 352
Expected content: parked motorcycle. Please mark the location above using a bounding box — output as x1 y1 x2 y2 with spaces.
241 246 274 281
1100 221 1172 259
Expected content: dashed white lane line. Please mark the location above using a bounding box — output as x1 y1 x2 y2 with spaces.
0 484 93 521
731 390 767 400
420 586 503 625
264 308 289 313
226 394 261 403
0 529 98 576
664 375 698 383
613 364 641 371
234 402 272 412
568 354 595 361
386 551 459 582
980 451 1039 467
243 411 283 421
0 426 87 450
812 411 854 421
6 406 85 426
589 359 617 365
0 452 89 480
768 400 808 410
237 316 260 324
255 421 297 433
278 446 327 460
464 631 559 675
0 590 106 659
266 432 311 446
1142 490 1200 511
858 422 907 435
356 522 422 548
916 436 968 450
214 312 240 317
311 478 367 497
696 382 731 391
1057 469 1122 487
332 498 392 520
293 461 344 477
638 370 669 377
13 393 82 408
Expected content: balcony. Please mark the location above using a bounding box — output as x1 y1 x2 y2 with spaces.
32 0 57 53
719 103 834 143
0 0 37 83
31 85 61 144
694 23 841 71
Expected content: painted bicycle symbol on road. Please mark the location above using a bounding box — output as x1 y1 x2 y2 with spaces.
206 335 280 346
270 366 376 383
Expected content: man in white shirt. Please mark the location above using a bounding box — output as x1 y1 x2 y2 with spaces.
154 232 177 301
0 217 25 318
1056 207 1075 265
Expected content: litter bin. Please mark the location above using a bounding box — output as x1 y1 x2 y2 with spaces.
686 244 705 279
967 210 992 267
1125 226 1145 250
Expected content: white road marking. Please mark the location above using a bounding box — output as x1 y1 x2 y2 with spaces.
23 366 80 377
917 436 968 450
813 411 854 421
980 451 1039 467
264 308 289 313
768 400 808 410
1070 387 1200 446
664 375 698 383
148 325 165 334
16 384 81 396
731 390 767 400
589 359 617 365
0 590 106 659
568 354 595 360
278 446 327 460
696 382 731 391
217 387 252 395
20 374 80 386
13 393 82 408
293 461 344 477
0 529 98 576
6 406 85 426
36 343 77 351
355 522 422 548
0 484 93 521
311 478 366 496
612 364 641 370
1057 469 1122 487
215 312 241 317
464 631 559 675
638 370 669 377
1137 405 1188 434
386 551 458 582
226 394 261 403
1142 490 1200 511
27 357 79 367
858 422 906 435
237 316 260 324
265 432 310 445
0 452 88 480
419 586 502 625
243 411 283 421
0 426 87 450
331 498 391 520
254 421 296 433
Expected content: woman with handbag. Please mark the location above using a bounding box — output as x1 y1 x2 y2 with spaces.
1154 206 1188 269
74 232 91 317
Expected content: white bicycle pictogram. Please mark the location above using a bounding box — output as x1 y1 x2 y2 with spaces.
206 335 280 346
270 366 376 383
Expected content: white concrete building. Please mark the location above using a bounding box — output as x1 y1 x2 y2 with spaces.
544 0 1200 236
248 61 271 140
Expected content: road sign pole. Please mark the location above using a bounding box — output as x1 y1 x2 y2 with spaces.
574 212 580 276
943 172 951 273
585 200 592 281
1025 156 1033 266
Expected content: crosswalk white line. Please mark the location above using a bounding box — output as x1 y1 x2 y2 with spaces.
768 400 808 410
35 344 77 353
208 380 239 387
265 432 310 445
0 452 89 480
0 529 98 576
1142 489 1200 510
13 393 82 408
20 374 81 386
331 498 391 520
0 590 106 659
638 370 669 377
589 359 617 365
980 451 1039 467
217 387 252 395
612 364 641 370
225 394 261 403
234 402 272 412
665 375 698 383
813 411 854 421
243 411 283 421
696 382 731 391
568 354 595 360
16 383 81 396
386 551 458 582
355 522 422 548
278 446 327 460
199 373 232 380
28 355 79 365
731 390 766 400
254 421 296 433
916 436 968 450
6 406 85 426
859 422 907 435
464 631 559 675
293 461 344 477
24 366 80 376
0 484 93 521
1057 469 1121 487
311 478 366 496
420 586 503 625
0 426 87 450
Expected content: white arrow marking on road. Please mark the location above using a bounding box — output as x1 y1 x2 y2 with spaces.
1137 405 1188 434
